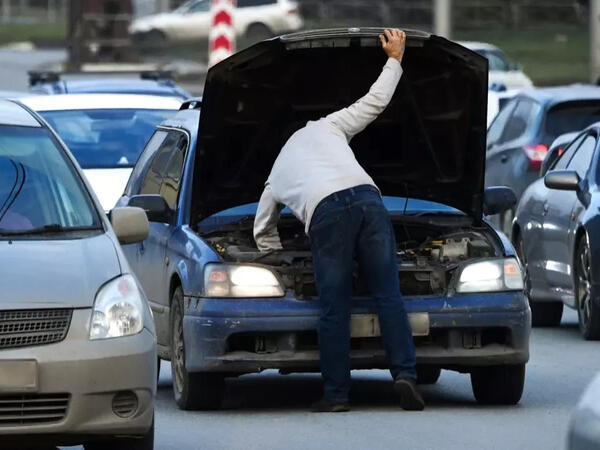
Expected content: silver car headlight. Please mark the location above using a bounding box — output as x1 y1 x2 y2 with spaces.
204 264 285 298
456 258 524 293
90 274 145 340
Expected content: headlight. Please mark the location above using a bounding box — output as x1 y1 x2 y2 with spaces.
204 264 284 298
456 258 524 293
90 274 145 340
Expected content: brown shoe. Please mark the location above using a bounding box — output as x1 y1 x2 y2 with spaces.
394 376 425 411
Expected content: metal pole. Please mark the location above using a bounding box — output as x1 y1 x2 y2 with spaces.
591 0 600 84
433 0 452 39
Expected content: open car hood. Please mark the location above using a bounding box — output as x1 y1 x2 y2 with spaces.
192 28 488 222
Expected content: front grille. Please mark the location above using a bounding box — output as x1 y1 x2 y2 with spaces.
0 393 69 426
0 309 72 350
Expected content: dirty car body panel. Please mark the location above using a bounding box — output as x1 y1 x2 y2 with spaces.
120 29 530 408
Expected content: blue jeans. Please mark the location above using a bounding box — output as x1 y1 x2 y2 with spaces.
309 185 417 402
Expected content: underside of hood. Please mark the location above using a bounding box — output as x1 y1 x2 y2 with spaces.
192 28 488 223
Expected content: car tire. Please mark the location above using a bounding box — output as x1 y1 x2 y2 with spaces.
245 23 273 43
515 232 563 327
470 364 525 405
170 286 225 410
416 366 441 385
84 416 154 450
146 29 168 49
574 235 600 340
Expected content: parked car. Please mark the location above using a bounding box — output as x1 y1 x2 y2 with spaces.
540 131 580 177
28 71 190 100
129 0 303 45
513 123 600 338
459 41 533 90
485 86 600 235
118 29 531 410
568 373 600 450
20 93 181 210
0 99 155 449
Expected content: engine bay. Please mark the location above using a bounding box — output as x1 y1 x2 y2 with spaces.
201 215 500 298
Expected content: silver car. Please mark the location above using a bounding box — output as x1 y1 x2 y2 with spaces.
0 99 156 449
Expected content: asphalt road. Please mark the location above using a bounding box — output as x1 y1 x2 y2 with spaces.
52 309 597 450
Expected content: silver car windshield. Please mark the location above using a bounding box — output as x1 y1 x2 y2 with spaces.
40 109 175 169
0 125 101 236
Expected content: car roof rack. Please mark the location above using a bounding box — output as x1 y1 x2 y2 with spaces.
28 70 176 87
180 97 202 110
28 71 61 86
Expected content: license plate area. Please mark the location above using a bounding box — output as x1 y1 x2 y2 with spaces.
351 313 430 338
0 360 38 392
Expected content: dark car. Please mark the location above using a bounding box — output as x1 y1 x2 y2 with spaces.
485 86 600 235
119 28 531 410
513 123 600 339
28 71 190 100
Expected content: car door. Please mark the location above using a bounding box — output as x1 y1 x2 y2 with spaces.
542 133 597 293
132 130 189 313
174 0 211 40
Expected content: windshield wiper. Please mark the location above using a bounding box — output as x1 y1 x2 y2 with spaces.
0 224 103 237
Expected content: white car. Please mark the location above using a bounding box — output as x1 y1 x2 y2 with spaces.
130 0 303 44
460 41 533 90
20 94 181 210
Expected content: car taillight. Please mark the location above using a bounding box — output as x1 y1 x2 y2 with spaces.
287 8 297 15
523 144 548 171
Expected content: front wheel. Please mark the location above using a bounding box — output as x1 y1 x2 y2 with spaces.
85 417 154 450
170 287 225 410
575 235 600 340
470 364 525 405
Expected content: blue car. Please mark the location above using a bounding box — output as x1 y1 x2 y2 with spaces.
28 71 190 100
119 28 531 410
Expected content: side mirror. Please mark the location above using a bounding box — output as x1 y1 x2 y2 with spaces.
127 194 172 223
110 207 149 245
544 170 580 191
540 146 561 177
483 186 517 216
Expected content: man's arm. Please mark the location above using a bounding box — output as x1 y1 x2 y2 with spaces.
325 29 406 142
254 184 284 252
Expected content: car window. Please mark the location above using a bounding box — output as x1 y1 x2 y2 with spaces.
483 50 509 72
553 134 586 171
566 135 597 179
544 101 600 143
160 134 188 210
487 99 516 148
0 125 100 235
138 131 182 196
500 99 540 143
125 130 168 196
40 109 175 169
187 0 209 13
237 0 276 7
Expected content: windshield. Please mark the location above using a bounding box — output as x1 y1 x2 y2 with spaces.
198 197 463 231
475 49 509 72
544 101 600 143
40 109 175 169
0 125 101 235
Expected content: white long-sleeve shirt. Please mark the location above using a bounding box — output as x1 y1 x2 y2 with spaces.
253 57 403 252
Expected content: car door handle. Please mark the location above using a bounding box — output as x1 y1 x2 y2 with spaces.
139 242 145 255
543 202 549 215
500 155 509 163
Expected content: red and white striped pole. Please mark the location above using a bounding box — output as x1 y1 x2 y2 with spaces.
209 0 236 67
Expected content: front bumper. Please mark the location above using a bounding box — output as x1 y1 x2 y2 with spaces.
183 291 531 373
0 309 156 446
